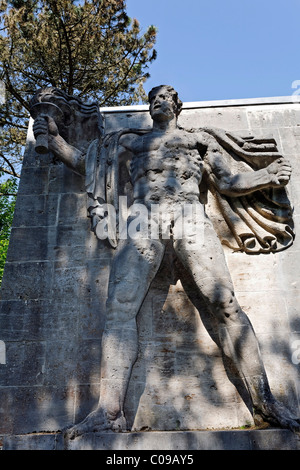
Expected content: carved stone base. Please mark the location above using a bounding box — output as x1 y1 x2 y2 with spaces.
2 429 300 450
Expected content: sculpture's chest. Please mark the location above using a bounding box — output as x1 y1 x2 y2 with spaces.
131 131 198 154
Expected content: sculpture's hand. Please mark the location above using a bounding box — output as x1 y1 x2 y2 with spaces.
32 115 62 155
33 114 85 175
266 158 292 187
33 115 59 139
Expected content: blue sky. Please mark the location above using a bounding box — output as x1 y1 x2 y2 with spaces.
126 0 300 103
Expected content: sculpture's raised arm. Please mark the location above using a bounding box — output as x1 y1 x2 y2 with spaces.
203 137 292 196
30 87 103 177
33 115 86 175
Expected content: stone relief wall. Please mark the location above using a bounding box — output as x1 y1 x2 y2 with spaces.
1 96 300 436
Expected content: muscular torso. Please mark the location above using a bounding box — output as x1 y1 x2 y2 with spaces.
120 128 206 208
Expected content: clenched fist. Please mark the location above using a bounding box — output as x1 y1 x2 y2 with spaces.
33 115 59 139
266 158 292 186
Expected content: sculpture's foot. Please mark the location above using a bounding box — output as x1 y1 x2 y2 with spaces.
254 399 300 433
64 409 127 440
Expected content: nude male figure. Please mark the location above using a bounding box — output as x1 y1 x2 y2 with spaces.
33 85 300 437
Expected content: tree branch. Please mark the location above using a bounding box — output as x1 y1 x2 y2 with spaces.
0 154 21 178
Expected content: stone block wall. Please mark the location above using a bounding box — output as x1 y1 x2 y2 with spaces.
1 96 300 436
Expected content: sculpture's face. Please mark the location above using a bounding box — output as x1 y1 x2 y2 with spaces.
149 91 177 122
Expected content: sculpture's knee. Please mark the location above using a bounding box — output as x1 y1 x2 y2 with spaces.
214 290 242 322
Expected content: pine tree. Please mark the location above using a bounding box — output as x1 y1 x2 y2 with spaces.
0 0 157 178
0 0 157 284
0 176 17 286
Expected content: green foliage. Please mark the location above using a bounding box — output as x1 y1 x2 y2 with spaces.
0 177 17 286
0 0 157 284
0 0 157 178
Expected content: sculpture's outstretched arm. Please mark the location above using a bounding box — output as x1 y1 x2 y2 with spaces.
204 141 292 197
33 115 86 176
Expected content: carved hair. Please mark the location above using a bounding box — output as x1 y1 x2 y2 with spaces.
29 87 103 151
148 85 183 116
29 87 100 117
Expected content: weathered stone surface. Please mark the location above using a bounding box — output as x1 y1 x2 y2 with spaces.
1 91 300 448
64 429 300 451
2 429 300 450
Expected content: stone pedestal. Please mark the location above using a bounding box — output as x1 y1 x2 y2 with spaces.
2 429 300 451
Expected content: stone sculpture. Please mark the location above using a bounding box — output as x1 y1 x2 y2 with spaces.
30 85 300 438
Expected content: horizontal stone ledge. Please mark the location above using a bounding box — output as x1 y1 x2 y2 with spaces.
2 428 300 450
100 96 300 113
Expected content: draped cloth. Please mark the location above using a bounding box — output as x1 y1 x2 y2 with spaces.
85 129 150 248
201 127 294 253
85 126 295 253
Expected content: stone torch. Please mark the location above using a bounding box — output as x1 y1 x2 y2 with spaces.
30 101 64 154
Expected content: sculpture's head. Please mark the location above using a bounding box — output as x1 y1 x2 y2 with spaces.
148 85 183 121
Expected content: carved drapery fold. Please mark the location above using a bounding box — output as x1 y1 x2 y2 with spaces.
85 126 295 254
202 128 294 253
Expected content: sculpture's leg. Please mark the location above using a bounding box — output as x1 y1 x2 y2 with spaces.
173 218 300 432
66 237 166 439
